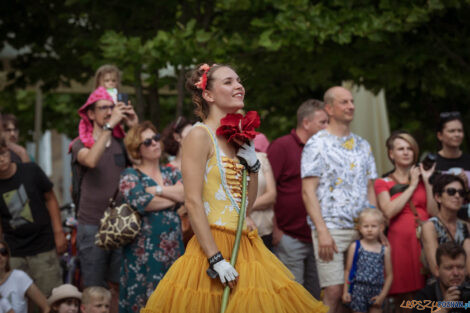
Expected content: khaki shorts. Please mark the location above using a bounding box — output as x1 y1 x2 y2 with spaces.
10 248 62 297
312 228 358 288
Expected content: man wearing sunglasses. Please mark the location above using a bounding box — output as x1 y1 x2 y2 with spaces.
70 86 137 304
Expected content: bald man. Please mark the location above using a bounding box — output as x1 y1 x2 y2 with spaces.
301 86 378 312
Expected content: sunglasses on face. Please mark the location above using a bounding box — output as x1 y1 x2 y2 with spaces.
0 247 8 257
96 104 115 112
140 134 161 147
444 187 466 197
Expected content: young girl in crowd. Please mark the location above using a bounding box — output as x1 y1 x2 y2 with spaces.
0 241 49 313
343 209 393 313
48 284 82 313
93 65 121 104
140 63 327 313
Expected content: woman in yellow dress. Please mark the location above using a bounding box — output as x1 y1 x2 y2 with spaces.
141 63 328 313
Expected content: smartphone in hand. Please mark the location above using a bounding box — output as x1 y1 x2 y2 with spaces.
117 93 129 105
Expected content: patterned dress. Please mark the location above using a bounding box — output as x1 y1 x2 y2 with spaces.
429 216 469 245
141 123 327 313
118 166 184 313
350 241 385 312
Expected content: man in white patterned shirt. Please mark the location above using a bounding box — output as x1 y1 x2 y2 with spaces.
301 86 378 313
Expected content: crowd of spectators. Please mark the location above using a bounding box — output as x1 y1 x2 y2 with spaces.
0 63 469 313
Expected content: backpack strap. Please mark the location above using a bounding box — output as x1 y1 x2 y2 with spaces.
70 139 87 213
116 137 132 167
348 240 361 293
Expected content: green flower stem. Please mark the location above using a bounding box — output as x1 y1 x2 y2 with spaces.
220 169 248 313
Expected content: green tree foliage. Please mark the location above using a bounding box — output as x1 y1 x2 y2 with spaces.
1 0 469 152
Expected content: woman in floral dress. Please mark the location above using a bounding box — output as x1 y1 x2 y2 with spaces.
118 121 185 313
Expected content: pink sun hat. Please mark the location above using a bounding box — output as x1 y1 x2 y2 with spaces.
75 87 125 148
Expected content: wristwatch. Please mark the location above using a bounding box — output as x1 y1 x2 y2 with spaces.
155 185 163 196
103 123 113 131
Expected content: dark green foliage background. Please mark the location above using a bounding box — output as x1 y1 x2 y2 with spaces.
1 0 469 154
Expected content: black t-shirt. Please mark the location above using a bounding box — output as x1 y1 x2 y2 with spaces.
436 153 470 172
0 162 55 257
9 149 22 164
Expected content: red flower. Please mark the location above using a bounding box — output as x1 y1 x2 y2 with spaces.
216 111 260 147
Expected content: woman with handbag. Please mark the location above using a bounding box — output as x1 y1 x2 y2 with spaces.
374 131 437 312
421 174 470 277
118 121 185 313
140 63 327 313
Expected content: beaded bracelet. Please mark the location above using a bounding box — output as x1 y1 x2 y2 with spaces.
248 159 261 173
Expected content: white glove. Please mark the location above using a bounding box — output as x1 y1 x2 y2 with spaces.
213 259 239 284
237 141 258 168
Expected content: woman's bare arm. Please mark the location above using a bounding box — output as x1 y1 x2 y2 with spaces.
422 221 439 277
377 185 417 220
160 182 185 203
250 162 276 213
25 283 49 313
144 197 177 212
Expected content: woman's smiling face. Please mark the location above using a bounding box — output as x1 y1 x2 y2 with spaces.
205 66 245 113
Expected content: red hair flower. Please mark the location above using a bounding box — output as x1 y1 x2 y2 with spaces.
216 111 261 147
194 64 212 91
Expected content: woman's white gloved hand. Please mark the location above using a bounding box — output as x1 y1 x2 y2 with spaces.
237 141 260 172
213 259 239 284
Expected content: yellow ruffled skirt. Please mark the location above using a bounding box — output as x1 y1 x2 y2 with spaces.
141 225 328 313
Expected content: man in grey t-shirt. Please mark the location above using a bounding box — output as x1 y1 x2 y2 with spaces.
71 86 137 308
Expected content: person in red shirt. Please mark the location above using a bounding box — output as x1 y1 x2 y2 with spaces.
267 99 328 298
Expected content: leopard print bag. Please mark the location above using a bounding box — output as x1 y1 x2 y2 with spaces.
95 196 141 250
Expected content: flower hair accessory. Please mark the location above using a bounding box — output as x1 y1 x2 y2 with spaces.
194 63 213 91
216 111 261 147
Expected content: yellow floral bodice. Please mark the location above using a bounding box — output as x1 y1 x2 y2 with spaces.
196 123 246 230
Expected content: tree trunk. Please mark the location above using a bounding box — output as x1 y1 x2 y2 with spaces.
148 70 160 126
133 66 145 119
176 66 185 118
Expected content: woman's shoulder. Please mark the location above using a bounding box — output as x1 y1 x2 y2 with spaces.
374 177 393 189
121 167 139 177
4 270 32 286
183 125 213 148
423 217 439 235
187 123 211 138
